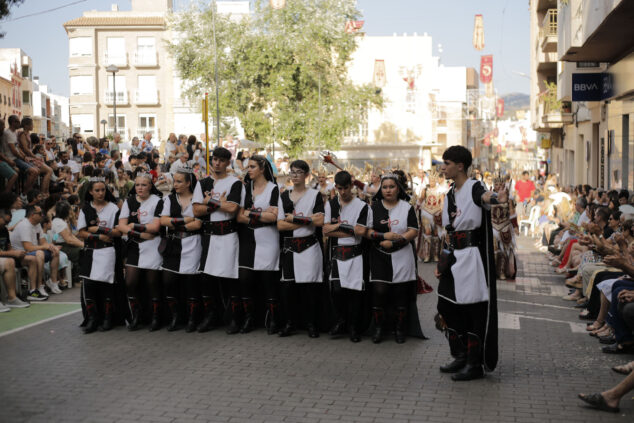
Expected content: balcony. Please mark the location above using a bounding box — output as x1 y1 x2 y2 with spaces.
540 9 558 53
537 50 558 72
134 52 158 67
135 90 160 105
540 101 573 129
103 52 128 67
104 91 129 105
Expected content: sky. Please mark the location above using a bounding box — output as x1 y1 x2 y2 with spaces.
0 0 529 97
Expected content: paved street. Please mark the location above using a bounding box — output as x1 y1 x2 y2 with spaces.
0 236 632 422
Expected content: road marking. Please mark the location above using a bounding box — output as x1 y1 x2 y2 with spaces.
498 298 575 311
498 312 587 333
0 309 81 338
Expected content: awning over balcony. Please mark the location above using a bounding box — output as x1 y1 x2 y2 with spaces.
561 1 634 62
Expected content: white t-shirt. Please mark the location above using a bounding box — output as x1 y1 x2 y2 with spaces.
51 217 69 244
1 128 19 160
10 218 43 251
57 159 81 175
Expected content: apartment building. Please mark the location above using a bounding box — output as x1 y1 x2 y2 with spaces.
531 0 634 190
0 76 12 119
0 48 34 120
32 77 71 139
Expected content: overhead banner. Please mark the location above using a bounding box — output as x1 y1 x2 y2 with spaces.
496 98 505 117
373 59 387 88
473 14 485 50
480 55 493 84
345 20 364 34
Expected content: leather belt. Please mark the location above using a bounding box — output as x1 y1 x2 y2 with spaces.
167 229 200 239
446 230 480 250
283 234 318 254
332 244 363 261
203 220 237 236
85 239 112 249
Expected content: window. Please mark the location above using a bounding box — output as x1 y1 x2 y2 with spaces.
136 37 156 66
70 76 93 95
21 65 30 78
72 114 94 133
106 37 126 65
138 113 157 138
22 90 30 104
69 37 92 57
106 75 127 103
107 114 126 136
136 75 157 103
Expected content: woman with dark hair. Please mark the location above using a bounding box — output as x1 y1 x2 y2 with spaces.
117 172 164 331
276 159 324 338
367 174 421 344
236 154 282 334
52 201 84 287
77 177 121 333
186 135 197 161
160 167 202 331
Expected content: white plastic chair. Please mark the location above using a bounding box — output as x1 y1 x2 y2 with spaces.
519 205 541 237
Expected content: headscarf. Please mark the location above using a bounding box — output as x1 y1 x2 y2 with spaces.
171 166 198 195
373 173 411 203
84 178 117 203
128 171 162 198
244 154 276 185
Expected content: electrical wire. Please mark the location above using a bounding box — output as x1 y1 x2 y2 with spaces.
3 0 88 23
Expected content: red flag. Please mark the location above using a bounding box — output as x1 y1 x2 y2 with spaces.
480 55 493 84
345 20 364 34
496 98 505 117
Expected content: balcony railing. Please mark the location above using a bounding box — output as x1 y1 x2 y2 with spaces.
104 91 129 105
135 90 159 105
107 127 128 139
104 52 128 67
134 51 158 67
539 9 557 52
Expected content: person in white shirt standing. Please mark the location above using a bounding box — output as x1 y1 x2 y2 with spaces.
10 204 62 300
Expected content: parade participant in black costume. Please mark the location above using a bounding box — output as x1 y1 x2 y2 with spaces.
324 170 371 343
367 174 420 343
435 145 499 381
236 155 282 334
193 147 243 333
277 160 324 338
77 177 121 333
160 166 202 331
117 172 164 331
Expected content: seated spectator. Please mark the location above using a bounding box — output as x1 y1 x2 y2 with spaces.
41 216 71 289
17 118 53 195
0 117 19 194
1 115 39 194
0 208 30 311
10 204 62 300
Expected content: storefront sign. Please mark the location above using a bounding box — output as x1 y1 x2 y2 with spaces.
572 73 613 101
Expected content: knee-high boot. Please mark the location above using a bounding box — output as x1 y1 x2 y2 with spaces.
496 251 507 280
439 328 467 373
127 297 141 331
431 237 440 262
166 296 180 331
240 297 255 333
100 298 114 332
329 290 347 336
266 299 280 335
197 296 216 333
422 236 431 263
371 307 385 344
185 298 200 333
226 296 242 335
452 332 485 381
83 299 99 334
394 306 407 344
149 298 161 332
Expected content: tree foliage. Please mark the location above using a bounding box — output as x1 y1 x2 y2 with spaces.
0 0 24 38
168 0 382 157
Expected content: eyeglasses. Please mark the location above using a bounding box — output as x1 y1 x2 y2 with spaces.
289 170 305 176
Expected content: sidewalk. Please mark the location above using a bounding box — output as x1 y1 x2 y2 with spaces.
0 237 631 422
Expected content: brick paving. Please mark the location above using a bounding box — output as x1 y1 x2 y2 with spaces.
0 236 632 422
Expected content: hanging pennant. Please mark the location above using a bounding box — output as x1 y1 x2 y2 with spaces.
485 82 495 98
496 98 505 117
373 59 387 88
473 14 485 50
345 20 364 34
270 0 286 10
480 55 493 84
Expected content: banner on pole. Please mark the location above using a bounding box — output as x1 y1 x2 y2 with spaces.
373 59 386 88
480 55 493 84
473 14 485 50
496 98 505 117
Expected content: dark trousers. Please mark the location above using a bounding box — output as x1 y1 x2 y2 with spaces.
437 296 488 341
608 279 634 343
61 243 81 284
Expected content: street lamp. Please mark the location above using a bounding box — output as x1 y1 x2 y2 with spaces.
100 119 107 137
106 64 119 135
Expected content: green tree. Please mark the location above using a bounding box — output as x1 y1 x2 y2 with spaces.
168 0 382 157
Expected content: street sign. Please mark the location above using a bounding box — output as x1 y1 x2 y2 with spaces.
572 73 614 101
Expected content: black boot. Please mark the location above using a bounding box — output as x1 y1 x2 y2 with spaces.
439 328 467 373
394 306 407 344
278 320 295 337
99 298 114 332
197 296 216 333
226 296 242 335
166 297 180 331
307 323 319 338
127 297 141 331
239 298 255 333
149 298 161 332
452 332 485 381
185 299 200 333
83 300 99 334
266 299 280 335
329 319 346 336
349 324 361 343
371 307 385 344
